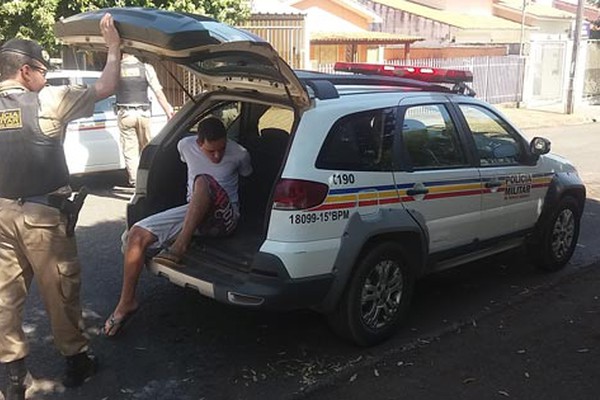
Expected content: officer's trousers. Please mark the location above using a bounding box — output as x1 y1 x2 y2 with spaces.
0 198 88 363
117 109 151 186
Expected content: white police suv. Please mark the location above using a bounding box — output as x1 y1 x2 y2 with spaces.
57 8 586 346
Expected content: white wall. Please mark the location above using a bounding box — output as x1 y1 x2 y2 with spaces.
303 7 364 33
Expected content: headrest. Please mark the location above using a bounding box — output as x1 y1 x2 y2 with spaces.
403 118 427 132
260 128 289 141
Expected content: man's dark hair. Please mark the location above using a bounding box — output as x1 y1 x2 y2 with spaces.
197 117 227 142
0 52 28 81
0 38 49 80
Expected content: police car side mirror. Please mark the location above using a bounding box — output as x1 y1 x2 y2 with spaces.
530 137 551 156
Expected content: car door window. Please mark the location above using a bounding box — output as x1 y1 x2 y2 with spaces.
459 104 524 167
316 107 396 171
401 105 467 170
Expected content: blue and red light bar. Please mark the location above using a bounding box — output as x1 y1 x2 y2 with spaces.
334 62 473 84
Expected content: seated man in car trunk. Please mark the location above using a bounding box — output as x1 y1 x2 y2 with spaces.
104 116 252 336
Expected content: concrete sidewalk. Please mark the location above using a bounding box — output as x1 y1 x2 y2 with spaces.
497 103 600 130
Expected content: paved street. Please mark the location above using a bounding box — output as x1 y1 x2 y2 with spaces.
302 259 600 400
2 121 600 400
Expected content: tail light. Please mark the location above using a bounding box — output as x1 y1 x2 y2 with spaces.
272 179 329 210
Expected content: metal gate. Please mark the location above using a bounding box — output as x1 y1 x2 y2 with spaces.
583 40 600 104
238 14 307 69
527 40 568 106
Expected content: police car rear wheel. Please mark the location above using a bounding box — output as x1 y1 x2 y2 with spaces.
328 242 415 346
531 196 580 272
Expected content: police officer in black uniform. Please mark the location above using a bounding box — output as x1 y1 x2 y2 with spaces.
0 14 120 400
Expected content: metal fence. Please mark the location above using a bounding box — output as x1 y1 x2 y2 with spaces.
584 40 600 104
161 55 526 108
316 55 526 104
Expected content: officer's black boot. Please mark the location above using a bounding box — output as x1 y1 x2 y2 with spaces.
62 352 98 388
4 358 26 400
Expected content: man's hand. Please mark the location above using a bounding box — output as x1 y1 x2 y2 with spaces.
94 13 121 100
100 13 120 49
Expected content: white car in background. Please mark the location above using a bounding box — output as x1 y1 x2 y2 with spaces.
46 70 168 175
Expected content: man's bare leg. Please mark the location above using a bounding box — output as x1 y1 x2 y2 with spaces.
104 226 157 335
168 176 211 257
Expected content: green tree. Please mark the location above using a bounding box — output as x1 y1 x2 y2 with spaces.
1 0 250 56
0 0 60 49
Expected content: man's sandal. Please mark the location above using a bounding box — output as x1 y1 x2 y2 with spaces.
103 308 138 337
152 248 185 268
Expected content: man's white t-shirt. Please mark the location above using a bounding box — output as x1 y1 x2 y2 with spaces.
177 136 252 204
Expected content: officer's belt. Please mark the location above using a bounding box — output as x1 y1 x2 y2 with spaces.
117 104 150 111
18 194 75 213
17 188 88 237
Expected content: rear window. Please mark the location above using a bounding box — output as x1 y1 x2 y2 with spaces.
316 107 396 171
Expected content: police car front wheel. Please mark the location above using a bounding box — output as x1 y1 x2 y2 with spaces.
328 242 415 347
530 195 581 272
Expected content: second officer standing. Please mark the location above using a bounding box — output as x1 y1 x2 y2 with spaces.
116 53 174 187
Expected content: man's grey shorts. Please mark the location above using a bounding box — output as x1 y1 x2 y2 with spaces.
122 174 240 251
129 202 240 251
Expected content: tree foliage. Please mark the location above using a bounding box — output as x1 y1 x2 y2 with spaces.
0 0 250 55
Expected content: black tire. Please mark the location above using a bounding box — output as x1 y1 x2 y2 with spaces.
327 242 415 346
530 196 581 272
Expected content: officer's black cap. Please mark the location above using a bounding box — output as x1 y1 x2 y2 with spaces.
0 38 51 69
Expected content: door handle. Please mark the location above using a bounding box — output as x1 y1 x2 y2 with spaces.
485 180 502 188
407 187 429 196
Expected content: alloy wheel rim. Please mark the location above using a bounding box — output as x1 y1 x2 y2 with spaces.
551 208 575 260
360 259 404 330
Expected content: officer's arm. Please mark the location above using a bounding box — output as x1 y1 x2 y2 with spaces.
146 64 174 119
155 89 174 119
94 13 121 100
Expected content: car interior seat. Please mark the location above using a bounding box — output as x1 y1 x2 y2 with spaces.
320 122 362 169
260 128 290 162
402 118 435 168
240 128 290 224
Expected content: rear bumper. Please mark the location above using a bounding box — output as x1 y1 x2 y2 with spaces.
147 251 334 310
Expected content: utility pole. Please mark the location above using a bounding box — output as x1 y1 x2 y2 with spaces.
519 0 527 56
566 0 585 114
516 0 527 108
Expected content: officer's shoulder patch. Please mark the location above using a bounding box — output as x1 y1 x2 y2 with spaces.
0 108 23 130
